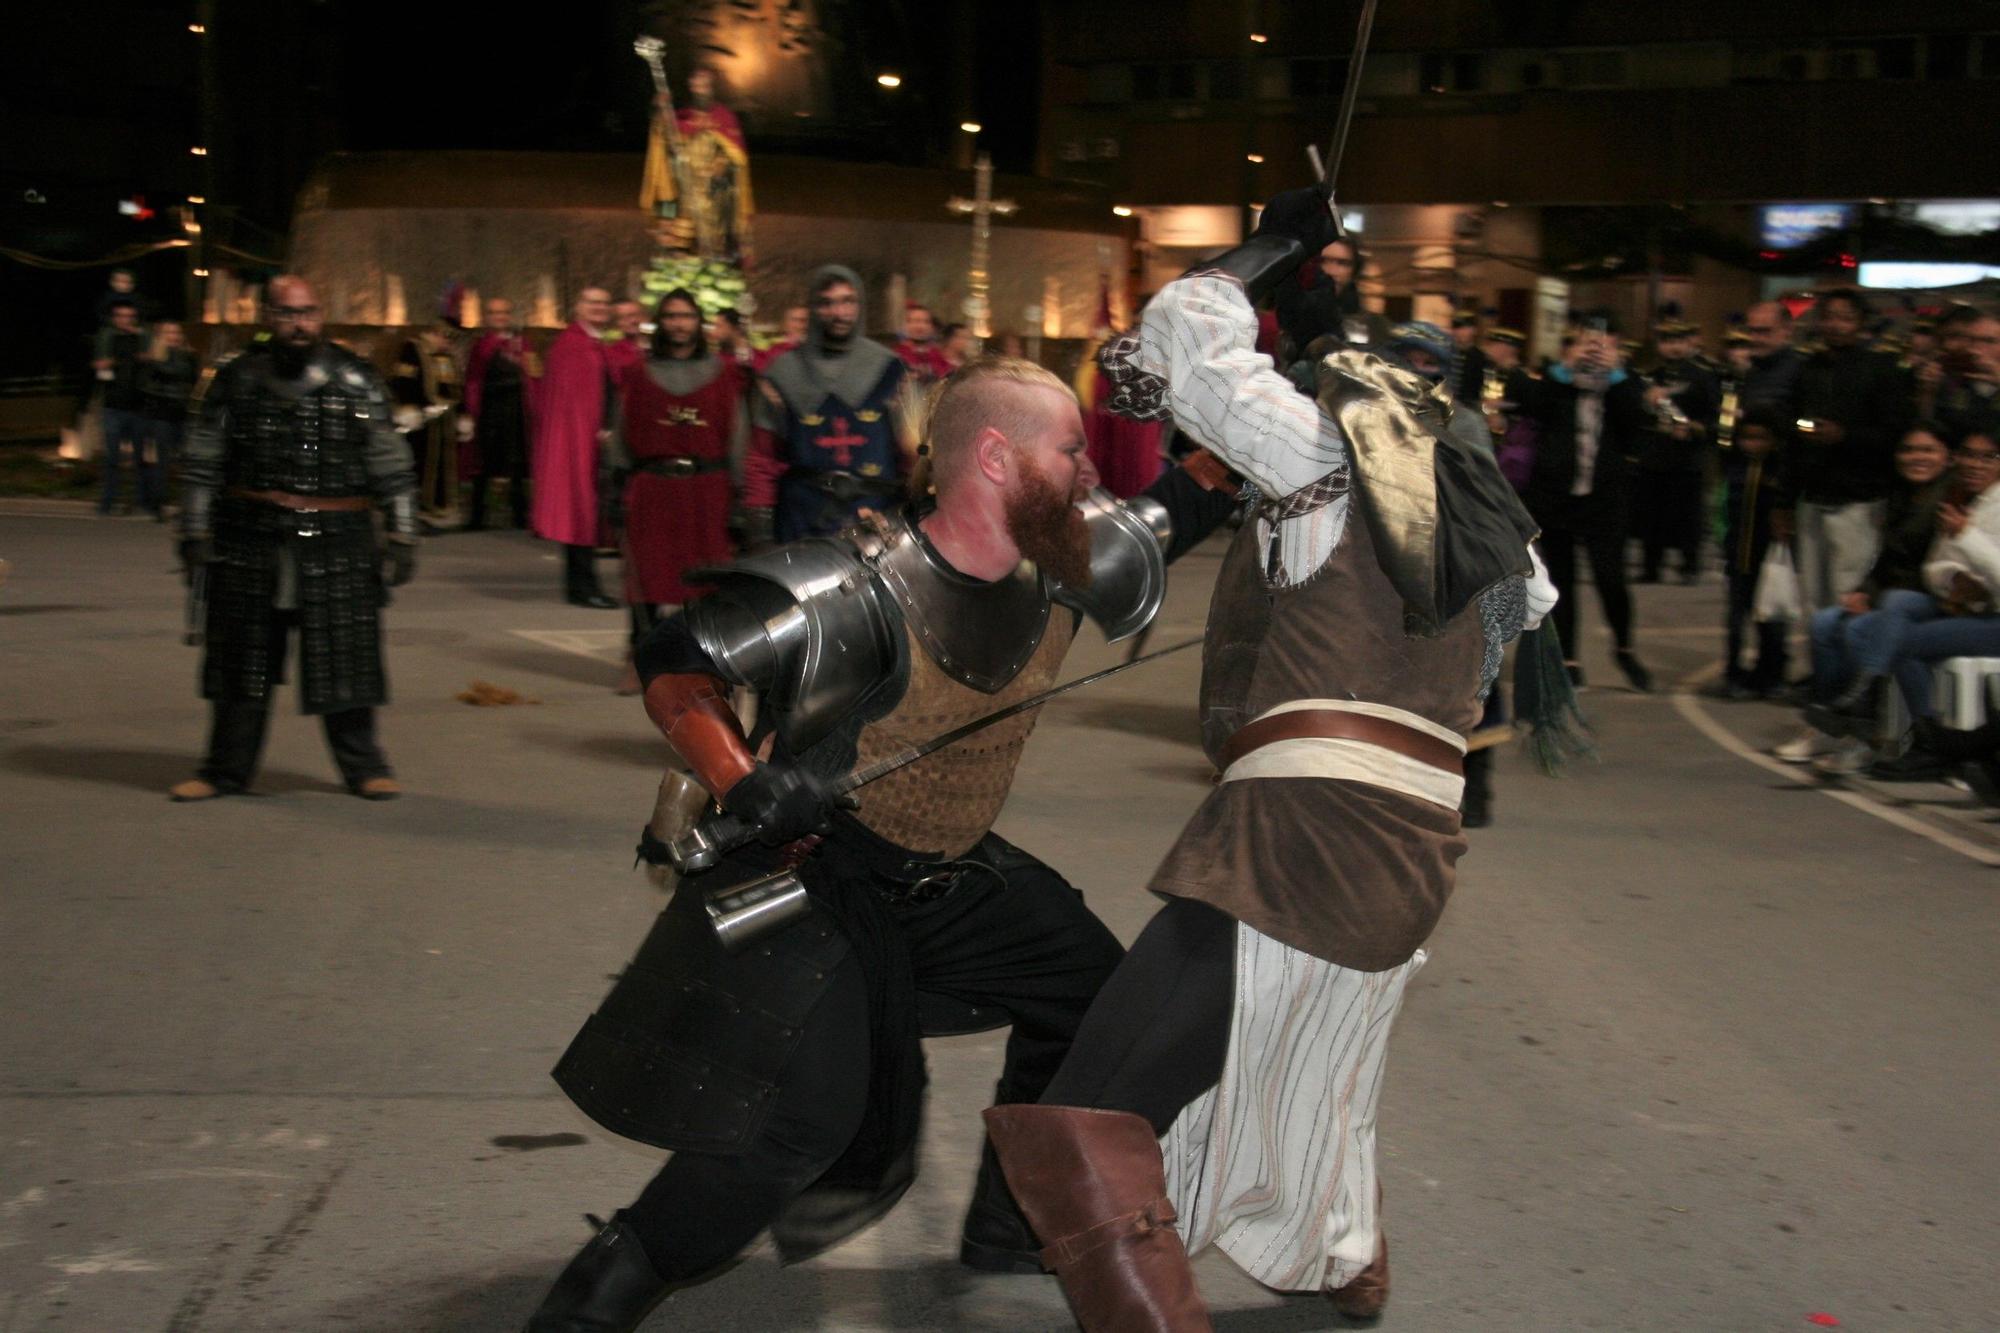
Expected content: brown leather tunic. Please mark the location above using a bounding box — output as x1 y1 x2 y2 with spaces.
849 617 1074 858
1149 509 1486 971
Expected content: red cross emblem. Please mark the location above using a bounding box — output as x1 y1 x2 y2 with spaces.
816 416 867 467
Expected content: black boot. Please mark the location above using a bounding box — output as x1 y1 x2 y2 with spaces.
565 545 617 609
1866 720 1951 782
960 1141 1046 1275
1459 748 1493 829
524 1214 668 1333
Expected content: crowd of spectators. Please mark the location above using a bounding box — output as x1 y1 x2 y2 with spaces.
1476 287 2000 797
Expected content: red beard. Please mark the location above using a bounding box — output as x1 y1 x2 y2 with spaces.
1005 459 1093 590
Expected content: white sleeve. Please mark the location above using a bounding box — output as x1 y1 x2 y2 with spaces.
1135 274 1346 499
1523 544 1557 629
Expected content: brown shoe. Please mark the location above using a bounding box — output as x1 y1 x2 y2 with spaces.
354 777 401 801
1327 1232 1389 1322
984 1105 1212 1333
168 778 222 802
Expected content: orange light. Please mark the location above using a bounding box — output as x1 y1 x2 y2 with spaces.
1112 206 1134 217
1249 33 1268 43
876 73 902 88
1246 153 1264 164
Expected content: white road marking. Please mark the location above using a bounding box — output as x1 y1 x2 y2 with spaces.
1 1188 46 1216
45 1247 163 1275
1672 663 2000 868
511 628 626 663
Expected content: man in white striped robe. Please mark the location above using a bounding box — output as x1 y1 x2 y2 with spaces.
985 188 1555 1332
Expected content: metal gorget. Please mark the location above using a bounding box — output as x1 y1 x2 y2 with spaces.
864 519 1050 694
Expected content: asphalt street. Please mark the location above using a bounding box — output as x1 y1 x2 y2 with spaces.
1 502 1995 1332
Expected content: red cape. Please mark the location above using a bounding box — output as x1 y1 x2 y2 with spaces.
678 103 745 153
462 331 537 478
530 323 611 546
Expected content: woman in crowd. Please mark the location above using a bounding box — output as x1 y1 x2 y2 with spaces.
1784 422 1953 755
1864 429 2000 779
137 320 199 517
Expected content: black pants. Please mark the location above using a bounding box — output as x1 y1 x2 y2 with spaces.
198 616 390 791
467 399 528 529
1640 470 1705 579
627 601 659 653
562 544 604 598
1040 896 1236 1134
1538 501 1634 659
1725 567 1789 687
621 842 1125 1280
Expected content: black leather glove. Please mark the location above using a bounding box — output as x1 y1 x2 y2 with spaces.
383 540 417 588
1254 186 1340 258
179 536 214 586
721 761 853 846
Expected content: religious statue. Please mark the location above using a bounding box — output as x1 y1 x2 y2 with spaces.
637 37 755 267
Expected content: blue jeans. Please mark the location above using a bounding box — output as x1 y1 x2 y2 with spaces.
1893 612 2000 720
1808 588 1937 698
99 406 160 512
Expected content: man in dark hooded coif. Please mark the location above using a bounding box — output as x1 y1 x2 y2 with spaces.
744 265 911 546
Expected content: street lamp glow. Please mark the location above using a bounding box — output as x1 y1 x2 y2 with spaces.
189 22 206 33
188 195 205 204
1112 205 1134 217
1250 32 1268 43
876 73 902 88
189 146 208 156
1246 153 1264 164
960 121 982 134
194 268 210 277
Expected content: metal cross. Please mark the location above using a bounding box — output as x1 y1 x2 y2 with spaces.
946 153 1017 340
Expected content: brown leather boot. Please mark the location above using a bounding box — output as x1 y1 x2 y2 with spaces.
983 1105 1212 1333
1326 1232 1389 1322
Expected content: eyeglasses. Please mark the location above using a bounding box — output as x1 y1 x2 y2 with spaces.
1960 451 2000 463
268 305 320 319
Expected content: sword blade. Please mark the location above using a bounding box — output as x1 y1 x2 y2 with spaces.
1320 0 1383 209
834 636 1202 796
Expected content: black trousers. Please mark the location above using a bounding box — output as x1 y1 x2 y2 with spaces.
1040 896 1236 1134
562 544 604 598
1640 470 1706 579
621 842 1125 1280
198 614 390 791
467 397 529 528
1537 497 1634 659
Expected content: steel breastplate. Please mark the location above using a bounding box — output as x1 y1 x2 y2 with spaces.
865 520 1050 694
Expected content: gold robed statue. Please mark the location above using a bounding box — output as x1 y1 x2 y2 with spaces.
636 36 755 266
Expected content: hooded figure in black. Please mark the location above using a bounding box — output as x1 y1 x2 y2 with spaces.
749 263 910 543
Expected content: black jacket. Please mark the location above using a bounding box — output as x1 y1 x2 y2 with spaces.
1858 475 1949 599
1640 358 1723 473
1508 366 1651 526
1790 343 1911 504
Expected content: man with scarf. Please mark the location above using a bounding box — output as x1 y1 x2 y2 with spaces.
745 266 910 546
522 356 1239 1332
602 288 745 652
982 191 1555 1331
1508 320 1655 690
168 275 418 803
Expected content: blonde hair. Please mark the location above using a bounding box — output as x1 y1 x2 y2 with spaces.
913 356 1073 498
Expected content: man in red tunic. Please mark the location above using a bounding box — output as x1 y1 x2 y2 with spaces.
753 304 808 374
463 297 537 531
605 288 744 656
531 286 618 607
894 303 955 384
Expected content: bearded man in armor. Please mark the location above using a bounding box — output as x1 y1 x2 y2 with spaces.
169 275 419 802
523 357 1238 1332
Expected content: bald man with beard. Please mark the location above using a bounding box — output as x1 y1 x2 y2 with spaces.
523 357 1239 1331
170 275 418 802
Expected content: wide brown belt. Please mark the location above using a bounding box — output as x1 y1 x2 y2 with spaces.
228 488 371 512
1218 708 1464 776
